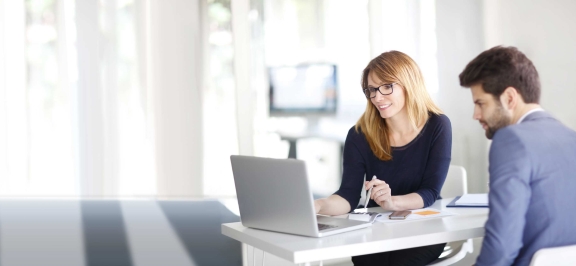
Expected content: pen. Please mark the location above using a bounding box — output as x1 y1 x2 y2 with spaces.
364 175 377 211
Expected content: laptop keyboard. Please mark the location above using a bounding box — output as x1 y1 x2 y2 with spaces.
318 223 338 231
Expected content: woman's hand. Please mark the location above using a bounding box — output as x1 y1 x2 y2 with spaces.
365 179 397 211
313 199 324 214
313 195 352 216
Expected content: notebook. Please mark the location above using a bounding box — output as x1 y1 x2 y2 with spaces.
447 193 489 207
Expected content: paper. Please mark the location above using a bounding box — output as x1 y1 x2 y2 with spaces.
455 193 488 206
348 212 383 223
348 208 455 223
376 208 455 223
414 210 440 216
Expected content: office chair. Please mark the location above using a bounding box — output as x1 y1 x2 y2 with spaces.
529 244 576 266
427 165 474 266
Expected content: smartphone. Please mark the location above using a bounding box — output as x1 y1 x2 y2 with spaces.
389 210 411 220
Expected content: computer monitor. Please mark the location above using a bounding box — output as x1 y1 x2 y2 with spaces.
268 64 337 116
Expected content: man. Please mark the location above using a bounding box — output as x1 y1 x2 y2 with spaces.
459 46 576 265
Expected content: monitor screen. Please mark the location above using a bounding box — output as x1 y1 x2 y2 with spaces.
268 64 337 116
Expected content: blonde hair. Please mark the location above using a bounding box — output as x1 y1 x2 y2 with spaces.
355 51 443 161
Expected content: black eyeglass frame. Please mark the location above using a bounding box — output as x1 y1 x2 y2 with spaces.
363 83 396 99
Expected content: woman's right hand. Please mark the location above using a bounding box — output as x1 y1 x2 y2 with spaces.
313 195 350 216
314 199 324 214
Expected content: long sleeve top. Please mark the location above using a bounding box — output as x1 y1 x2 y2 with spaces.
335 113 452 210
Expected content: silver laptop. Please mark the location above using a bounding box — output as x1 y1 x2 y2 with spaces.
230 155 371 237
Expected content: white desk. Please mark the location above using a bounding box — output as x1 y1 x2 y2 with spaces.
221 198 488 265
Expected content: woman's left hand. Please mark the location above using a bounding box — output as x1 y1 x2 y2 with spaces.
365 179 397 211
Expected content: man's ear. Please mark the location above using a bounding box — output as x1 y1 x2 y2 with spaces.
499 87 519 110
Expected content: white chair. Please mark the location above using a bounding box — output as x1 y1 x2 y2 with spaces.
428 165 473 266
439 165 468 199
530 244 576 266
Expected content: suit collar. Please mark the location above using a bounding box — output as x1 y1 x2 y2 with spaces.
520 110 553 123
517 108 545 124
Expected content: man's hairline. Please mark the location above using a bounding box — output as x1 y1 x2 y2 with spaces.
462 82 507 105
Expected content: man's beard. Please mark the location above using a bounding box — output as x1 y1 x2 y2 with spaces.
482 105 512 139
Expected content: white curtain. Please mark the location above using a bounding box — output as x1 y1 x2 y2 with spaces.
0 0 204 197
369 0 439 95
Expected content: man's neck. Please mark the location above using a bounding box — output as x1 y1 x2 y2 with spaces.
512 103 542 124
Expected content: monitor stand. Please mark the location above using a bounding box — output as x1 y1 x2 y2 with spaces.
305 116 321 136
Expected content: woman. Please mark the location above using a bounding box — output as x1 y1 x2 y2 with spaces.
314 51 451 265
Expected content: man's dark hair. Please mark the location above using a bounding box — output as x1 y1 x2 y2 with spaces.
459 46 541 103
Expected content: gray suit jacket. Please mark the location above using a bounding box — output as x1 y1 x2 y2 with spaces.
476 111 576 266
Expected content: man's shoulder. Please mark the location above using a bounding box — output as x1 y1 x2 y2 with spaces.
492 113 576 156
502 112 572 137
491 123 539 149
492 124 528 142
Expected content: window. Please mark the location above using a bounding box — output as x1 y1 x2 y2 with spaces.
0 0 154 196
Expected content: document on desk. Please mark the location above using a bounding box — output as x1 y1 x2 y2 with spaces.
348 208 455 223
347 212 383 223
454 193 488 206
378 208 455 223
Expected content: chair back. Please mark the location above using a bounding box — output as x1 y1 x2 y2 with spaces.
441 165 468 199
427 165 471 266
530 244 576 266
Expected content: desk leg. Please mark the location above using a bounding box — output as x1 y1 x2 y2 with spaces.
242 243 249 266
243 243 305 266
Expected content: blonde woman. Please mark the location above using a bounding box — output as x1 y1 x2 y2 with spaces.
314 51 451 265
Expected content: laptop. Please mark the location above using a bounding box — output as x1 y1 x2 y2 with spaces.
230 155 372 237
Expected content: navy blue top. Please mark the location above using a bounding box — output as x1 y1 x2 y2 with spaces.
335 114 452 210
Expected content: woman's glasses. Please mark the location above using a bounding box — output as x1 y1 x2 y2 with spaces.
363 83 396 99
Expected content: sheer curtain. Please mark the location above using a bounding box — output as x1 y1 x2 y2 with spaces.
369 0 439 96
0 0 205 197
75 0 155 196
0 0 79 196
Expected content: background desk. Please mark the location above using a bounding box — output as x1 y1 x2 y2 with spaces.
0 198 241 266
222 198 488 265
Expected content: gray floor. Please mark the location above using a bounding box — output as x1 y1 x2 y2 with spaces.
0 199 243 266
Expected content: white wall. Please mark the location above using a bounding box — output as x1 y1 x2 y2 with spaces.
484 0 576 130
436 0 489 193
76 0 109 196
436 0 576 193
